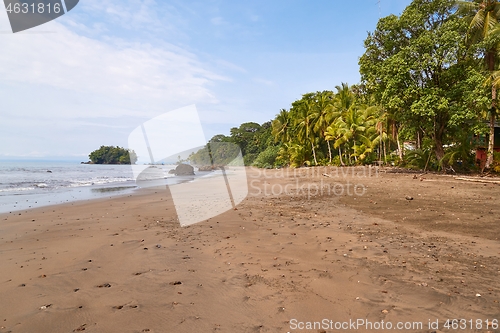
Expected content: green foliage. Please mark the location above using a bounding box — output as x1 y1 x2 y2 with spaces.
182 0 500 172
440 135 477 171
404 148 436 170
359 0 486 163
253 145 280 169
268 87 386 167
188 123 274 167
492 152 500 172
89 146 137 165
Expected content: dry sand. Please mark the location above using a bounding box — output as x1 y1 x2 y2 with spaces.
0 167 499 333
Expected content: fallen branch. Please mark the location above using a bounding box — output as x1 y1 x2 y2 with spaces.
454 177 500 184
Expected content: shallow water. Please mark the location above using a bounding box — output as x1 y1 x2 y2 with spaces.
0 161 207 213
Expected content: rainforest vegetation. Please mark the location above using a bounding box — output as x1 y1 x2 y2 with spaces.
88 146 137 165
190 0 500 172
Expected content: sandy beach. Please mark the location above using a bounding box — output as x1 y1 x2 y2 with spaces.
0 167 499 333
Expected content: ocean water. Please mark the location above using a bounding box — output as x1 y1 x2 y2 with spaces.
0 161 192 213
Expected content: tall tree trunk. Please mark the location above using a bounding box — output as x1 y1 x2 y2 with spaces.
383 139 387 164
485 51 496 169
434 121 446 164
311 141 318 165
396 129 403 161
327 139 332 163
435 138 445 162
339 147 345 166
416 129 423 150
486 85 496 169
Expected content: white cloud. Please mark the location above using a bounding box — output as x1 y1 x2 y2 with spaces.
0 15 226 119
0 2 235 157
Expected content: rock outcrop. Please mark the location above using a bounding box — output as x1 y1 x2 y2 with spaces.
173 164 195 176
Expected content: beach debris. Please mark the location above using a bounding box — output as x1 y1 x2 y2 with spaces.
405 196 413 200
170 281 182 285
381 309 389 314
74 288 80 292
40 304 52 310
73 324 87 332
155 244 161 248
97 283 111 288
476 293 481 297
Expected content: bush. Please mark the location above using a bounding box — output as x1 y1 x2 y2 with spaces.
493 152 500 173
252 146 280 169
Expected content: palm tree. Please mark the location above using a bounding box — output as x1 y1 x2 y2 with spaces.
335 83 355 113
313 91 337 163
326 116 347 165
294 96 319 165
272 109 291 144
326 104 381 164
459 0 500 168
351 105 380 161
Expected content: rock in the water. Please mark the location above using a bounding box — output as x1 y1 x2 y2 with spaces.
174 164 194 176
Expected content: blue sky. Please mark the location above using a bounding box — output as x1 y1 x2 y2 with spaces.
0 0 412 159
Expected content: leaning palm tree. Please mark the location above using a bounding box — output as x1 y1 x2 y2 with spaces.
458 0 500 168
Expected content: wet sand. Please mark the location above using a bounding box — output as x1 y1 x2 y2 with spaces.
0 167 499 333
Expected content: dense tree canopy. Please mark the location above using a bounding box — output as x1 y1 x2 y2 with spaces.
188 0 500 172
360 0 488 164
89 146 137 165
188 122 273 166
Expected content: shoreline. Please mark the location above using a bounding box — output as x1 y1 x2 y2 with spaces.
0 167 499 332
0 167 217 215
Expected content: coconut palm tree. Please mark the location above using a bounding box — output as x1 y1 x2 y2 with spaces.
294 98 320 165
335 82 355 113
459 0 500 168
313 91 337 163
326 104 382 164
272 109 291 144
